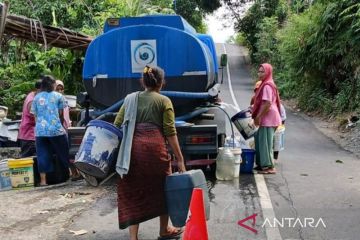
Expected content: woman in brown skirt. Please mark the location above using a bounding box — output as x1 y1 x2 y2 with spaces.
114 65 186 240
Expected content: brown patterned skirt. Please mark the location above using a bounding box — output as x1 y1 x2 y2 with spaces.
117 123 171 229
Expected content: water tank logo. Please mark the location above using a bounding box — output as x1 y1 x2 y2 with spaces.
131 40 157 73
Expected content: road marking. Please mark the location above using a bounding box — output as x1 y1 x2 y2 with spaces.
222 43 239 109
255 174 283 240
222 43 282 240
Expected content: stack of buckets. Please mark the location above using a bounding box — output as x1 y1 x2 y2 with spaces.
0 158 35 190
0 159 12 191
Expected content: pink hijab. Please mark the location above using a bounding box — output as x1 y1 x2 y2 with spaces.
251 63 281 118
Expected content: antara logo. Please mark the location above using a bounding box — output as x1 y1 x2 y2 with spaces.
237 213 258 234
238 214 327 234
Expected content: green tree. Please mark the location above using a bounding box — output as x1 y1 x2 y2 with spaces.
174 0 220 32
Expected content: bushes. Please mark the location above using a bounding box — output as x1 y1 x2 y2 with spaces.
277 1 360 114
0 46 84 118
238 0 360 115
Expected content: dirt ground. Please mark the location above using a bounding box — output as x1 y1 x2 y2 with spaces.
0 180 112 240
0 102 359 240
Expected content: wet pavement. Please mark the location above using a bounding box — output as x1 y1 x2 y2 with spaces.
58 174 269 240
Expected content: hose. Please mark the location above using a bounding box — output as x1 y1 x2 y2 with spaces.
160 91 212 99
91 91 215 117
175 108 209 121
212 105 235 148
91 99 124 117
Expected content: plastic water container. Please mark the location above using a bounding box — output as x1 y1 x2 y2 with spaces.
240 149 256 174
0 159 12 191
75 120 122 178
274 125 285 151
165 170 210 227
231 109 258 140
216 147 242 180
231 148 242 178
64 95 77 108
8 158 34 189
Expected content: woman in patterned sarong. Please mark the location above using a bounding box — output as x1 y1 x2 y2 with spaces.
114 65 186 240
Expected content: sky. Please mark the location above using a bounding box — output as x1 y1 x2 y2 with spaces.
205 5 235 43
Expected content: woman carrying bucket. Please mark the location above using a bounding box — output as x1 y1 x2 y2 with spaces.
251 63 282 174
114 65 186 240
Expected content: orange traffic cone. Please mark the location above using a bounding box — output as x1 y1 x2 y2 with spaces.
182 188 209 240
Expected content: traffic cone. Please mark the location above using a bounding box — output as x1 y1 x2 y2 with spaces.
183 188 209 240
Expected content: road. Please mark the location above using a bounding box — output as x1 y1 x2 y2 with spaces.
58 43 360 240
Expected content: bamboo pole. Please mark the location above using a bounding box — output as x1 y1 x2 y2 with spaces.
1 10 92 50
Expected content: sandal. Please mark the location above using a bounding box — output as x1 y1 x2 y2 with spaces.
258 168 276 174
158 228 184 240
254 166 263 171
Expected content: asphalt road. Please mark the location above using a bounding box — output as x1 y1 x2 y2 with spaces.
59 43 360 240
216 43 360 240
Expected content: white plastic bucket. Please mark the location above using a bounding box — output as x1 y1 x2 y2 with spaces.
64 95 77 108
274 125 285 151
231 110 258 140
230 148 242 178
75 120 122 178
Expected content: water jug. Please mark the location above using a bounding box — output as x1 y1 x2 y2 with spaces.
165 170 210 227
216 147 242 180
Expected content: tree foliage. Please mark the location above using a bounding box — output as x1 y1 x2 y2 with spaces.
228 0 360 115
174 0 220 32
1 0 216 117
223 0 288 62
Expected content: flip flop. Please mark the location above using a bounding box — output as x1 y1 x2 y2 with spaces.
157 228 184 240
253 166 263 171
258 168 276 174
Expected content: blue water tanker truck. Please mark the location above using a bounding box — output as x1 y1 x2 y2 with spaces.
70 15 228 177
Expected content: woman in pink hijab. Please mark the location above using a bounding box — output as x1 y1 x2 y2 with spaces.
251 63 282 174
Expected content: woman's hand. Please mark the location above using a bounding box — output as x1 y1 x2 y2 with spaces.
254 117 260 126
166 135 186 173
177 159 186 173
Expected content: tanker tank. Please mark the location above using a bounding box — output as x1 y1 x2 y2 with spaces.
83 15 218 115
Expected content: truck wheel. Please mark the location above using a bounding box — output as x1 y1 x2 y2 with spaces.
79 171 99 187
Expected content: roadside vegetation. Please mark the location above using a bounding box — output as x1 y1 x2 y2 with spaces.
225 0 360 117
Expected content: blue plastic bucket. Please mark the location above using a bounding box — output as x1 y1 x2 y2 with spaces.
240 149 256 173
231 110 257 140
75 120 122 178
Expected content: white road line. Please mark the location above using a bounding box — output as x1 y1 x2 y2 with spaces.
222 43 239 109
255 174 283 240
222 43 282 240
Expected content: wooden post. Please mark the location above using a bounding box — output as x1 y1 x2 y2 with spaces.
0 1 10 43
